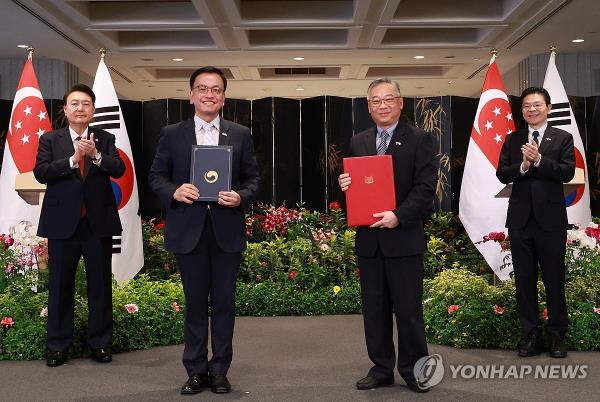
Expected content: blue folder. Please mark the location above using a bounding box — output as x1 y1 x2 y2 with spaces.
190 145 232 201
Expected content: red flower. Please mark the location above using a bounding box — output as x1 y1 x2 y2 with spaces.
329 201 341 211
125 303 139 314
289 271 296 281
543 307 548 320
154 222 165 230
354 267 360 279
447 304 459 314
0 316 14 328
493 305 505 315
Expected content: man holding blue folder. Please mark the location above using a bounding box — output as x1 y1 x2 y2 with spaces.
339 78 437 393
149 66 260 395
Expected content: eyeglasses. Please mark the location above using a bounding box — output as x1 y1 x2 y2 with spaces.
192 85 224 96
68 101 93 109
368 97 400 107
521 103 546 110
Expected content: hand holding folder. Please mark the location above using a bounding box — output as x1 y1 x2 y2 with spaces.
342 155 396 227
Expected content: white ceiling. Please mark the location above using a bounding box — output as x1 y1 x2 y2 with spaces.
1 0 599 100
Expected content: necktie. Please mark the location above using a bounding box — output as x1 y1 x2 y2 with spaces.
532 130 539 146
377 130 389 155
203 124 216 145
75 136 86 216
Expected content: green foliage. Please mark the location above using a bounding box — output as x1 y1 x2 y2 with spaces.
2 210 600 360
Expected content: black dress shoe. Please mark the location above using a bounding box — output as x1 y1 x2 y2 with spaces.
91 347 112 363
181 374 210 395
405 378 430 393
548 337 568 358
356 375 394 390
46 350 67 367
211 374 231 394
518 333 542 357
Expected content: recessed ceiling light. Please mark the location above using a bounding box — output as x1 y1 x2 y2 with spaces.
17 44 29 49
416 86 425 89
293 57 305 61
572 38 585 43
176 89 184 91
448 81 453 84
413 55 425 59
172 58 184 62
473 57 482 61
444 55 455 59
141 58 153 61
295 84 305 91
148 85 155 88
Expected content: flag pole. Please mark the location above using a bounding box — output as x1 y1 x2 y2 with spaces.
550 45 557 55
490 47 497 63
99 47 107 60
26 45 34 60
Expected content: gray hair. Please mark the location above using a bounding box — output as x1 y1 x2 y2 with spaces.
367 78 401 99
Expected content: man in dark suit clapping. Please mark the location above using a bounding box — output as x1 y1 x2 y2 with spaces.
34 84 125 367
497 87 575 358
149 67 260 395
338 78 437 393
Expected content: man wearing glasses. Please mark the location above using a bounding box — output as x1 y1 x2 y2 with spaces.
149 66 260 394
338 78 437 393
34 84 125 367
497 87 574 358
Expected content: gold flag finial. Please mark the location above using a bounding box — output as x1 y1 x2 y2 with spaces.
490 48 498 57
550 45 557 55
27 45 34 60
99 47 107 59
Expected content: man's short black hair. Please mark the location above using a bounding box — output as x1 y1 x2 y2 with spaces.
189 66 227 91
520 86 551 105
63 84 96 104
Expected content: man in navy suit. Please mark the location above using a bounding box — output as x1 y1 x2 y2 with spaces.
497 87 575 358
149 66 260 394
338 78 437 392
34 84 125 367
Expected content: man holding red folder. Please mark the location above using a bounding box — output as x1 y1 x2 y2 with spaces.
339 78 437 392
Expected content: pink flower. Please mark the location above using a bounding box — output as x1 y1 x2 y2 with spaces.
40 307 48 317
593 307 600 315
5 263 14 274
320 243 330 251
171 302 181 312
493 305 505 315
1 316 14 328
289 271 296 281
543 307 548 320
125 303 139 314
354 267 360 279
447 304 459 314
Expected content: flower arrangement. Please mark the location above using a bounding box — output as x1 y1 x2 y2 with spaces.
0 221 48 293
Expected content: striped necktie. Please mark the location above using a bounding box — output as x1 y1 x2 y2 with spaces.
377 130 389 155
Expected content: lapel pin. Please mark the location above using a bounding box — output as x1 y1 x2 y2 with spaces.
546 137 551 141
395 141 401 146
221 132 227 136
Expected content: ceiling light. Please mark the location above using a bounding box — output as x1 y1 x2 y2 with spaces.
17 44 29 49
448 81 453 84
444 55 455 59
416 86 425 89
293 57 304 61
295 84 305 91
172 58 184 62
413 55 425 59
572 38 584 43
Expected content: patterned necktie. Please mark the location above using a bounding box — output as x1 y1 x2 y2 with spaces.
532 130 539 146
203 124 216 145
377 130 389 155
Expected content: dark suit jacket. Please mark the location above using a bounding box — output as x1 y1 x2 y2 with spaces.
148 118 260 254
349 122 437 257
496 126 575 230
34 127 125 239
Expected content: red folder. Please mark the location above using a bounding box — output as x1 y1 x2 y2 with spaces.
343 155 396 227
